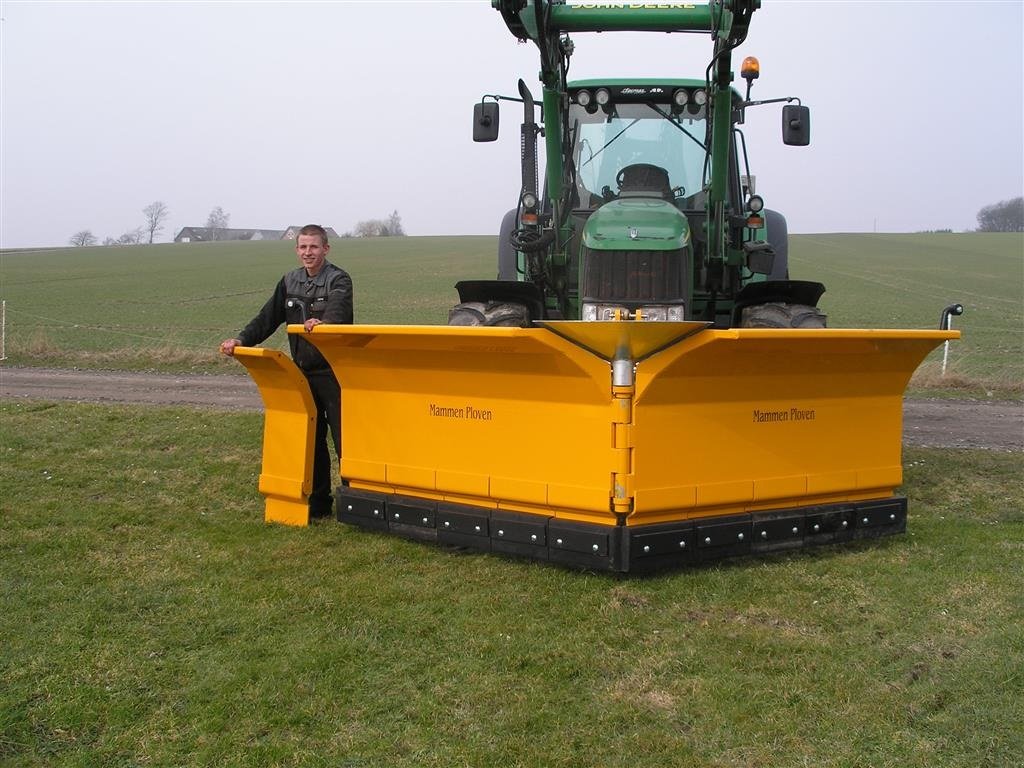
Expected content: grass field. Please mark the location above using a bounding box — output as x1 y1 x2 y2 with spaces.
1 401 1021 767
1 232 1021 395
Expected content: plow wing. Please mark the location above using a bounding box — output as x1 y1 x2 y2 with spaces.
240 323 956 571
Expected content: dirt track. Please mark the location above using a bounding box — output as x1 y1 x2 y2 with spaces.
1 366 1021 452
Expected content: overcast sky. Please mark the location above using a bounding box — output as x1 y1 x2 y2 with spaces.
1 0 1022 248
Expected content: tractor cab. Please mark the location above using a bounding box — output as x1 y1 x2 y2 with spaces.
569 81 717 213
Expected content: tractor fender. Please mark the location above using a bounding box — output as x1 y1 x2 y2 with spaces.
733 280 827 328
497 207 518 280
448 279 545 326
764 208 789 281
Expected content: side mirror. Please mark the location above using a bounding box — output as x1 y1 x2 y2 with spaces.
782 104 810 146
473 101 500 142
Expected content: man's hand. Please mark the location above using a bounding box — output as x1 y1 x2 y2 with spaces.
219 338 241 356
304 318 322 333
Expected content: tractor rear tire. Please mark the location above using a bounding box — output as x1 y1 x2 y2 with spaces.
740 302 827 329
448 301 531 327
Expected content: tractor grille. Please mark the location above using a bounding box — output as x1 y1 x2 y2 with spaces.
582 248 686 303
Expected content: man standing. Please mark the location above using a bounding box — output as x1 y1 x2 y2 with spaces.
220 224 353 519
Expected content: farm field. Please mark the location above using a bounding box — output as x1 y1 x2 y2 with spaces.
1 401 1021 767
1 232 1021 396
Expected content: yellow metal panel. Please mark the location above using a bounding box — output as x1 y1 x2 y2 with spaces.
232 348 316 527
491 475 549 506
696 479 754 507
303 325 615 515
635 484 697 510
258 474 306 499
548 480 613 518
807 471 859 495
857 465 902 490
341 458 386 484
387 463 437 491
436 469 490 498
263 498 309 528
629 328 954 521
753 474 808 502
440 492 499 509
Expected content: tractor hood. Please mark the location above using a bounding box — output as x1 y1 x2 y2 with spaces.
582 198 690 251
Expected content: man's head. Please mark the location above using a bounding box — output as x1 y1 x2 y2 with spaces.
295 224 330 276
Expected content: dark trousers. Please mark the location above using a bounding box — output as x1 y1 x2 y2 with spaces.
305 370 341 515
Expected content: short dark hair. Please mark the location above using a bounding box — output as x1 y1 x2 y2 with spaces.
298 224 328 246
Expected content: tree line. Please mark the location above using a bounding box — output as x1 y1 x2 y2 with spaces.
975 197 1023 233
69 206 408 246
69 200 175 247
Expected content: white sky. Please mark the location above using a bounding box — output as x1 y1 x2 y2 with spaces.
1 0 1022 248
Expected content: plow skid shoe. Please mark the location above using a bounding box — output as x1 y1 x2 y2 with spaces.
239 323 954 571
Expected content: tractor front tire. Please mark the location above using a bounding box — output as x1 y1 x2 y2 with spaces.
448 301 531 327
740 302 827 329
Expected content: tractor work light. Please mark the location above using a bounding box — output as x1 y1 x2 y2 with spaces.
521 191 538 210
672 89 689 107
692 89 708 106
576 89 592 107
747 194 764 213
595 88 611 106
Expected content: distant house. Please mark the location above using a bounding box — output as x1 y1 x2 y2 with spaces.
173 227 285 243
281 225 341 240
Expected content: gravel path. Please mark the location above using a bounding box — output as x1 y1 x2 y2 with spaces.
2 365 1021 451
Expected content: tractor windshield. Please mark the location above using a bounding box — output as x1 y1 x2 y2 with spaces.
571 102 709 209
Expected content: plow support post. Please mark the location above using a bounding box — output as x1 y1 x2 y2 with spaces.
232 348 316 527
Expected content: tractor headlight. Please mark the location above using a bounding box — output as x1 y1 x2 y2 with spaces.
692 89 708 106
637 304 686 322
672 89 689 107
583 303 685 322
595 88 611 106
521 191 537 210
748 194 764 213
576 90 592 107
582 302 627 321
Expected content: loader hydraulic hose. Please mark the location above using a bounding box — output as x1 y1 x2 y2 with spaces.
509 227 556 253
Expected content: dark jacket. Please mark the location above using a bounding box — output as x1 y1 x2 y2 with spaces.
237 262 353 373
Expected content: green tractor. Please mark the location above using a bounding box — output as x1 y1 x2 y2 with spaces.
451 0 824 329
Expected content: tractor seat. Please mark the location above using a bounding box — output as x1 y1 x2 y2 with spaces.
616 163 673 200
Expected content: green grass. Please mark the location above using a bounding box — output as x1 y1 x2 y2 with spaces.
0 237 495 373
1 401 1021 767
1 233 1021 395
790 233 1023 395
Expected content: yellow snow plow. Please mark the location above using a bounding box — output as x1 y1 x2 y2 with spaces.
236 322 957 572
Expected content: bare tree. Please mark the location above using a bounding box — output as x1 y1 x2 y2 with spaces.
384 209 405 236
353 219 385 237
142 201 169 244
69 230 97 247
102 228 144 246
117 228 145 245
206 206 230 240
352 211 406 238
